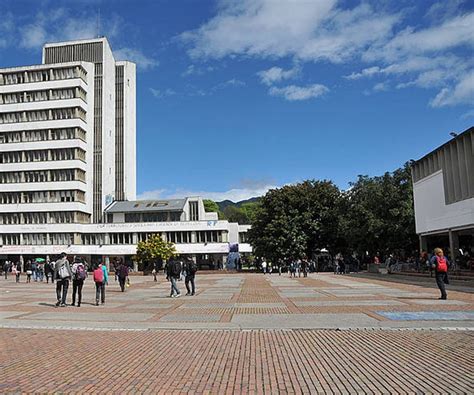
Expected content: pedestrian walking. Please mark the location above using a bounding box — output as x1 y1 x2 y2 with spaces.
12 262 21 283
430 248 451 300
93 262 108 305
3 261 9 280
261 260 267 274
117 259 129 292
71 259 87 307
166 260 181 297
54 253 72 307
31 260 38 282
301 259 308 278
25 260 32 283
37 262 44 282
184 259 197 296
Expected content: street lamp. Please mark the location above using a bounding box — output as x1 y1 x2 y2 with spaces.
449 131 458 138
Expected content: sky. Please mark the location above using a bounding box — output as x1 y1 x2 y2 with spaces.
1 0 473 202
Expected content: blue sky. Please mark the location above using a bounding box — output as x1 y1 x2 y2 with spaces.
1 0 473 202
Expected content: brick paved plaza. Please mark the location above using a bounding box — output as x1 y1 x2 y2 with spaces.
1 272 473 393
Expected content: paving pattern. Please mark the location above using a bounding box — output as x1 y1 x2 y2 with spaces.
1 272 473 393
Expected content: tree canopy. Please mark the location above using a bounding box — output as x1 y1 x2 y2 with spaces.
135 234 177 263
247 163 417 260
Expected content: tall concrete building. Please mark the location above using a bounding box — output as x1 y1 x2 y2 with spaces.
43 37 136 220
0 37 251 269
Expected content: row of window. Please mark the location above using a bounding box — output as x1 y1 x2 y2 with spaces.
0 211 90 225
0 128 86 144
0 87 87 105
0 66 87 86
0 107 86 124
0 190 85 204
122 212 182 223
0 148 86 164
0 169 85 184
0 231 229 246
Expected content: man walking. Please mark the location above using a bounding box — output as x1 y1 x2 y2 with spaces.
430 248 450 300
117 259 129 292
166 260 181 298
184 259 197 296
54 253 72 307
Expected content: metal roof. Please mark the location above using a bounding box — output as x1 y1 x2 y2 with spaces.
105 199 186 213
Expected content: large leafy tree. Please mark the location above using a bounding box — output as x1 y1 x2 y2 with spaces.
247 180 344 263
135 234 177 264
342 163 417 256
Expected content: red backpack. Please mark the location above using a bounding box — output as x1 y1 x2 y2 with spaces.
93 267 104 282
436 256 448 273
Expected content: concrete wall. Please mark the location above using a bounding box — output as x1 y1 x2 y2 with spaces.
413 169 474 234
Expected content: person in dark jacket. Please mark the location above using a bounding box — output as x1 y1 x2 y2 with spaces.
117 259 129 292
54 253 72 307
430 248 450 300
183 259 197 296
166 260 181 298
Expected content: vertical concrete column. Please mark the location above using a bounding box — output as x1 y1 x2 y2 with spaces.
104 255 110 271
419 235 428 253
448 230 459 261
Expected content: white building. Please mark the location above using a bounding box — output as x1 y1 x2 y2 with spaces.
0 37 251 268
411 126 473 260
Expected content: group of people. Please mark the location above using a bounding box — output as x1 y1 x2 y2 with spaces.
165 259 198 297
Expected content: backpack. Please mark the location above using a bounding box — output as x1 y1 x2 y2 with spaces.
58 263 70 279
93 267 104 283
75 264 86 281
119 264 128 278
171 262 181 277
189 261 198 274
436 256 448 273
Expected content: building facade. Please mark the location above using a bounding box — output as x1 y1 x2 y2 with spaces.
411 127 473 261
0 37 251 268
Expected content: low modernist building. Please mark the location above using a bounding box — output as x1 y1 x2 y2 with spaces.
0 196 251 268
411 126 473 260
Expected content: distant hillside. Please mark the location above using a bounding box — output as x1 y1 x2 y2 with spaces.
217 197 260 211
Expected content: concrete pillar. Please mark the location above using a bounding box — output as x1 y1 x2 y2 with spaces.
20 255 24 272
419 235 428 253
448 230 459 261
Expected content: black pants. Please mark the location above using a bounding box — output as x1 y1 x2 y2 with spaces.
185 274 195 294
119 277 126 292
95 282 105 303
56 278 69 304
72 280 84 305
435 272 448 299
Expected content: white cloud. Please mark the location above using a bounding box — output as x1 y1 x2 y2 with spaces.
181 0 398 64
257 66 300 86
430 71 474 107
138 184 276 202
212 78 246 91
460 109 474 120
373 82 389 92
115 48 159 71
269 84 328 101
181 1 473 107
344 66 381 80
149 88 176 98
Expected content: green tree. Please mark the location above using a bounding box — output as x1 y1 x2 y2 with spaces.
223 205 250 224
203 199 225 219
135 234 177 264
247 180 344 263
240 201 261 223
342 163 417 256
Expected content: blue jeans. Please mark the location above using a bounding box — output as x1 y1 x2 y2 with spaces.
170 276 180 296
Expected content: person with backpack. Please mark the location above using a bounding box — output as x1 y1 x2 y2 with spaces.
166 260 181 298
93 262 108 305
71 259 87 307
430 248 451 300
116 259 129 292
184 259 197 296
54 253 72 307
